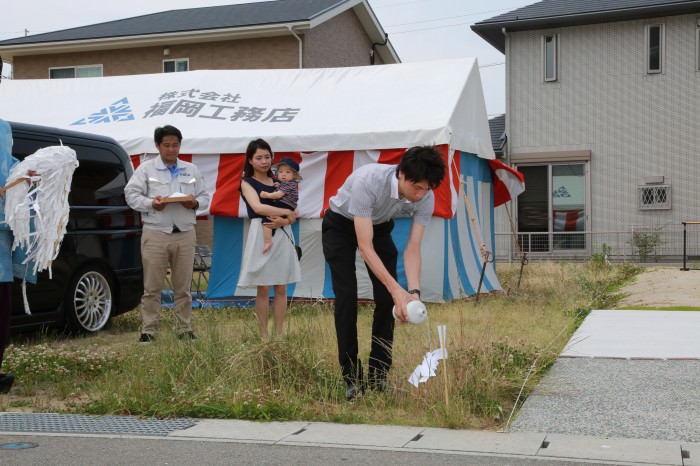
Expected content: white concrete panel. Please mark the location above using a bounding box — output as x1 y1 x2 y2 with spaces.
562 310 700 359
283 422 423 448
170 419 307 442
410 429 545 456
540 433 683 465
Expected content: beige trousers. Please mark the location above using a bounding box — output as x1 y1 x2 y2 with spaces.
140 227 196 335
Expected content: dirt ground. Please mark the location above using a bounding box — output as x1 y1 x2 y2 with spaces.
617 266 700 308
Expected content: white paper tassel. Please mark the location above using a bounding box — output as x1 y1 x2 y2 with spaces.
408 324 448 388
4 145 79 314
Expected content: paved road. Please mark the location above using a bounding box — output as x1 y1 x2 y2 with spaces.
0 415 693 466
0 434 615 466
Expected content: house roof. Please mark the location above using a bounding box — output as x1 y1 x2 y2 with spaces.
488 114 506 155
472 0 700 53
0 0 399 63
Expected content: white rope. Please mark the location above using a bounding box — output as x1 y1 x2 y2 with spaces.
3 146 78 313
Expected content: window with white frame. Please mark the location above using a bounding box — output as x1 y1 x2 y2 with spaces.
646 24 664 74
49 65 102 79
638 185 671 210
163 58 189 73
543 34 558 82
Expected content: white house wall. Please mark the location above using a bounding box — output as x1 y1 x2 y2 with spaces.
507 13 700 234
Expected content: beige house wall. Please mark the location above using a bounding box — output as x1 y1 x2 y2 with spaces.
12 10 383 79
504 13 700 236
12 36 300 79
304 10 382 67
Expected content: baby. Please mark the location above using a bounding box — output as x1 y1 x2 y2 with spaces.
259 158 301 254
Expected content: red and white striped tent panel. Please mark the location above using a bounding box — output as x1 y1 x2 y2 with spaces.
553 209 585 232
131 146 458 219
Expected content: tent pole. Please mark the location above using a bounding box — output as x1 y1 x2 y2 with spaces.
504 202 528 290
460 175 491 301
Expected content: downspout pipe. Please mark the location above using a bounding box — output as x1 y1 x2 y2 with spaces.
501 27 509 164
370 33 389 65
287 25 302 69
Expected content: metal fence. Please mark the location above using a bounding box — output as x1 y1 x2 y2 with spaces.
494 225 700 264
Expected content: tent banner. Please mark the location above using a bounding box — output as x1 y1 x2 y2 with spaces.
0 58 495 159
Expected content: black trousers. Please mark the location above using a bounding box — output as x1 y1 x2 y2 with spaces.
322 209 397 385
0 282 11 371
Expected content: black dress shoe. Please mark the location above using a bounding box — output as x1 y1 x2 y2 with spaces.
369 378 388 393
0 373 15 394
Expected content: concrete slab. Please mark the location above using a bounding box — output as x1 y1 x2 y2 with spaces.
169 419 308 442
681 442 700 466
408 428 545 456
540 434 683 465
510 358 700 442
282 422 423 448
562 310 700 359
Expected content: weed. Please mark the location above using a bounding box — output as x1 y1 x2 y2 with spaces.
0 262 640 430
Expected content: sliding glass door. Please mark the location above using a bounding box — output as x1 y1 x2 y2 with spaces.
516 163 588 253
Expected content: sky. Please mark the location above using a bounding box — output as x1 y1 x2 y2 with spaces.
0 0 535 116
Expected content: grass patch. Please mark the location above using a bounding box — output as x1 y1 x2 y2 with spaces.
0 261 640 429
617 306 700 311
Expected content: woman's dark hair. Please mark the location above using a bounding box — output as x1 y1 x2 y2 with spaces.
397 146 446 189
243 138 274 178
154 125 183 144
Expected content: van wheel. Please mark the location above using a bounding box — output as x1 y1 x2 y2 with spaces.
65 266 114 333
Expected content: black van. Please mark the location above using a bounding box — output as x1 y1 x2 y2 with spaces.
8 121 143 333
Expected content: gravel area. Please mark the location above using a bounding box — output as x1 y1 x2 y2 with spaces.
510 358 700 442
618 266 700 308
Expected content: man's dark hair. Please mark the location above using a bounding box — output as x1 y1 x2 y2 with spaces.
397 146 446 189
154 125 182 145
243 138 274 178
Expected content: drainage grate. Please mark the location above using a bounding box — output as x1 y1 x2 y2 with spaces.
0 413 195 437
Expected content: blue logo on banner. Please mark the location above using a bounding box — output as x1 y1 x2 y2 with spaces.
71 97 135 125
553 186 571 198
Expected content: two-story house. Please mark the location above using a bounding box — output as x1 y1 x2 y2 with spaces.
0 0 398 79
473 0 700 260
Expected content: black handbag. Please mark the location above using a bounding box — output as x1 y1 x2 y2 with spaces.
281 228 302 260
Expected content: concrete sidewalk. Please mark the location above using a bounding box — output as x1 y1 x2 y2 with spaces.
0 414 697 465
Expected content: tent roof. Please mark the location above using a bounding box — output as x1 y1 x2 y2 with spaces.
0 58 495 158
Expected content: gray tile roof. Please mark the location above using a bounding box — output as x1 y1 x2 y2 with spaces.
472 0 700 52
489 114 506 155
0 0 351 45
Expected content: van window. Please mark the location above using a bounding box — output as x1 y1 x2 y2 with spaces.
68 145 128 207
11 136 128 207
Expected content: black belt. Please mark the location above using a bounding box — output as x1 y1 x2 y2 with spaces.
172 225 181 233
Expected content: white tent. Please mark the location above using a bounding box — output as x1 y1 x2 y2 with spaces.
0 58 501 301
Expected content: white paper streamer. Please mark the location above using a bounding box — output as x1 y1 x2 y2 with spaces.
408 324 448 388
4 145 78 314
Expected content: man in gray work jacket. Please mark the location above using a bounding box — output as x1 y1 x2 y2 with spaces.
125 125 210 343
322 146 445 400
